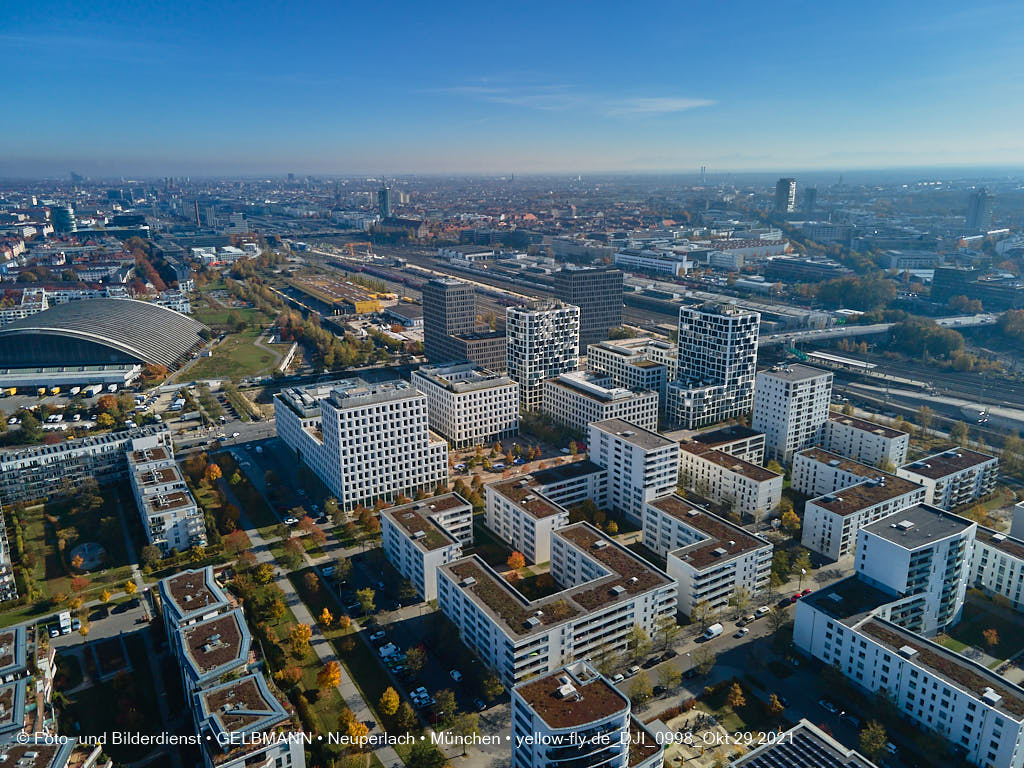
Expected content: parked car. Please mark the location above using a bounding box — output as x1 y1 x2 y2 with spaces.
321 565 336 577
611 673 624 683
378 643 398 657
450 669 463 682
284 517 299 525
473 698 486 711
841 712 862 729
512 458 525 465
660 649 677 661
818 699 839 714
755 606 770 618
734 628 749 638
801 588 813 596
626 665 640 677
369 630 386 642
71 618 81 630
641 657 660 669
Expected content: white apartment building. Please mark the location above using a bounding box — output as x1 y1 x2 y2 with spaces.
485 478 569 564
510 661 664 768
614 248 692 277
411 362 519 448
792 447 901 498
678 443 783 522
644 495 772 618
971 527 1024 611
128 444 206 553
857 506 975 636
752 364 833 463
437 522 677 686
667 303 760 429
381 494 471 601
527 460 608 510
801 474 927 561
588 419 678 526
823 413 910 468
898 449 999 510
542 371 658 434
506 300 580 412
274 378 448 511
586 337 677 406
680 424 766 464
794 512 1024 768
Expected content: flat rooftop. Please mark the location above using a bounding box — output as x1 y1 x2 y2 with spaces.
861 504 973 548
382 498 463 552
690 424 763 447
800 576 897 627
134 466 184 487
734 719 878 768
161 567 229 619
652 495 770 569
180 609 249 677
759 363 830 382
798 447 891 480
413 362 514 393
861 618 1024 719
490 478 567 520
590 418 674 451
828 412 906 440
547 372 648 403
515 663 627 729
975 525 1024 561
530 459 605 486
810 476 923 517
680 443 780 483
900 448 996 480
143 490 195 515
327 378 419 408
129 446 171 464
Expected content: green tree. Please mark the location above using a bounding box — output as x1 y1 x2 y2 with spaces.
395 701 417 730
950 421 969 445
481 673 505 701
694 647 717 677
691 600 713 631
767 606 788 635
356 587 376 614
405 647 426 675
628 624 652 663
858 721 888 760
657 663 681 691
449 713 480 756
630 671 653 706
916 405 933 435
379 687 400 716
432 689 457 727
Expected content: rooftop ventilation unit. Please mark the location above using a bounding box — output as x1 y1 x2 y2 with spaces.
712 547 728 557
687 509 700 517
412 531 426 540
982 687 1003 706
525 616 541 628
556 683 577 699
592 540 609 549
460 577 476 588
898 645 918 659
896 520 915 531
828 459 841 467
993 533 1007 541
827 593 843 604
610 585 626 596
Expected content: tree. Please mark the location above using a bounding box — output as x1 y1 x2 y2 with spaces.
405 646 426 675
858 721 888 760
317 660 341 690
433 688 457 726
916 405 933 435
877 457 896 473
658 663 682 691
628 624 652 662
356 587 376 614
267 599 287 624
140 544 162 569
100 589 112 605
694 647 717 678
692 600 713 631
781 509 801 534
449 713 480 756
379 686 400 716
96 413 116 429
290 623 312 655
768 693 785 717
70 554 84 570
482 673 505 701
395 701 417 730
605 520 619 535
793 550 812 578
407 742 446 768
983 628 1000 648
318 607 333 627
334 556 353 583
950 420 969 446
568 440 578 456
337 614 351 630
277 666 303 689
729 586 752 616
656 614 681 650
842 402 854 416
506 551 526 570
204 463 223 484
765 460 783 475
124 580 137 596
726 682 746 709
303 572 320 595
630 671 653 706
767 606 788 635
254 562 275 584
346 719 369 749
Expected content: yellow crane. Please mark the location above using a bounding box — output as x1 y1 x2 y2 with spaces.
342 242 373 258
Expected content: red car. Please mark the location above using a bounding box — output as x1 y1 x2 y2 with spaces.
790 593 800 603
801 588 813 596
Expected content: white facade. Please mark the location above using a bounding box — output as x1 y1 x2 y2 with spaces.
614 248 692 276
506 300 580 412
542 371 658 434
791 447 897 498
411 362 519 449
679 425 766 464
511 661 664 768
752 364 833 463
274 378 448 511
588 419 678 525
437 522 677 686
667 303 760 429
897 449 999 510
972 527 1024 611
381 494 470 601
129 445 206 553
528 460 609 510
485 479 569 564
645 495 772 617
801 476 927 561
823 413 910 468
586 337 676 407
678 443 783 522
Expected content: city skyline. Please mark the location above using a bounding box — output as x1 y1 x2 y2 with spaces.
4 1 1024 176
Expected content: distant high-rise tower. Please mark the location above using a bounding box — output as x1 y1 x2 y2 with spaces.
803 187 817 214
422 278 477 361
966 188 992 232
193 200 201 227
774 178 797 213
552 266 623 352
51 204 76 234
506 300 580 412
378 186 393 219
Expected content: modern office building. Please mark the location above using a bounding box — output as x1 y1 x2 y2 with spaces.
274 378 448 511
966 188 992 232
378 186 393 218
381 494 471 601
128 444 206 554
897 449 999 510
422 277 508 370
588 419 678 526
437 522 677 686
733 719 878 768
506 300 580 412
823 413 910 468
774 178 797 213
0 424 170 504
542 371 658 434
667 303 760 429
614 248 693 277
411 362 519 448
752 364 833 463
552 266 623 351
685 424 766 464
678 443 783 522
644 494 772 618
485 478 570 564
801 475 927 561
510 661 664 768
802 187 817 215
586 337 676 407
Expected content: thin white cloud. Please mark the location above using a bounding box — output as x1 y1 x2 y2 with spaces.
605 97 715 116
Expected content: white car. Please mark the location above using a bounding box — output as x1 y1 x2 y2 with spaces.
232 431 240 438
611 673 624 683
284 517 299 525
450 669 463 682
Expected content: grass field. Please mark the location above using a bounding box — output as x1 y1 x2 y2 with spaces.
188 327 282 380
935 594 1024 662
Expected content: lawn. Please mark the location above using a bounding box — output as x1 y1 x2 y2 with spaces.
935 594 1024 662
213 453 280 534
699 679 779 736
188 327 281 380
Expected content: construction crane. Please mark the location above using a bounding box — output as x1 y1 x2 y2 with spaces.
342 242 373 258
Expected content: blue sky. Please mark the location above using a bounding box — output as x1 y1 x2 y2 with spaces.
3 0 1023 176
